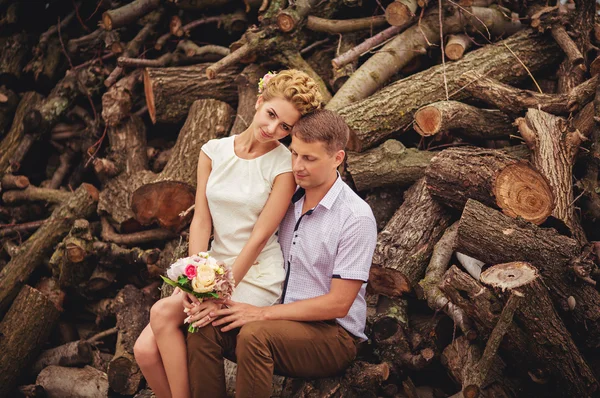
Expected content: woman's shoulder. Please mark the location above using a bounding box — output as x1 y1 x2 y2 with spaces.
202 135 234 158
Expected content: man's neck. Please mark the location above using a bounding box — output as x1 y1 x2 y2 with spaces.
301 172 338 213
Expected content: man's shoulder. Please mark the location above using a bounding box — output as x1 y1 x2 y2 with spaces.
336 183 376 222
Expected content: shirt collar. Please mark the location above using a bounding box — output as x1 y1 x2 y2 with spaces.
291 173 344 210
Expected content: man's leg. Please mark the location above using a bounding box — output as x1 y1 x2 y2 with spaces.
186 324 238 398
235 320 357 398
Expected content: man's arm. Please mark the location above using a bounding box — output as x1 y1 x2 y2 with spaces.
211 279 363 331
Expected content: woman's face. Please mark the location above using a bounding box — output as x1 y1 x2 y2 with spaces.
253 96 301 143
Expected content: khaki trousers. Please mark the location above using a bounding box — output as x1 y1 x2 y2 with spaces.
186 320 357 398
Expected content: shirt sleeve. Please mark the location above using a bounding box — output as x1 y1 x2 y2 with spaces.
332 214 377 282
201 138 218 160
270 147 293 183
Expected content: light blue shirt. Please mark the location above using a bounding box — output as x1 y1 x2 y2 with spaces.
278 175 377 340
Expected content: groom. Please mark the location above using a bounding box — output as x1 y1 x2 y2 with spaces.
186 109 377 397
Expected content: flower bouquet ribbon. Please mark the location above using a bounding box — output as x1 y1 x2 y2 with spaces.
161 252 235 333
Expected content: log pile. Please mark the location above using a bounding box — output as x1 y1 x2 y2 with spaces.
1 0 600 397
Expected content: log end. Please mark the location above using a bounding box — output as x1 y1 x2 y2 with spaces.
480 262 538 291
102 12 113 31
414 106 442 136
385 2 414 27
131 181 195 231
493 163 554 225
82 183 100 202
142 68 157 124
445 43 465 61
367 265 411 298
277 13 296 33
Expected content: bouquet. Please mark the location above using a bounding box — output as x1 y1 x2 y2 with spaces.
161 252 235 332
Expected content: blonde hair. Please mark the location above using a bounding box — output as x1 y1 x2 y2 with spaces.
261 69 323 115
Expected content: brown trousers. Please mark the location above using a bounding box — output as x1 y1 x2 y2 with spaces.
186 320 357 398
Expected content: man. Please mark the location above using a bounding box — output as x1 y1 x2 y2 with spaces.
186 109 377 397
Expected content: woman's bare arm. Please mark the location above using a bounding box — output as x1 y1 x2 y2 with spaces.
188 151 213 256
230 172 296 285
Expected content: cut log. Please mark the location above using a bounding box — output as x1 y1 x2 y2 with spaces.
0 285 60 397
335 29 561 151
327 5 523 111
516 108 588 243
102 0 160 31
0 86 18 136
0 184 99 313
417 222 476 340
346 140 435 191
107 285 153 395
1 173 29 189
413 101 515 139
230 64 266 136
424 146 554 224
2 185 71 205
31 340 93 377
480 262 599 396
0 92 44 178
130 99 234 231
48 219 95 289
441 335 520 398
458 71 597 116
367 265 411 298
385 0 417 27
445 34 471 61
36 365 109 398
372 178 452 291
455 199 600 349
143 63 239 123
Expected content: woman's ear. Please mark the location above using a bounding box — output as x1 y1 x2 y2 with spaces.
255 95 264 110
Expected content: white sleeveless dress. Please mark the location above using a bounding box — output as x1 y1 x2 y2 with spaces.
201 136 290 307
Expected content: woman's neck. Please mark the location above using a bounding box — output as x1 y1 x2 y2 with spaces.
236 127 277 156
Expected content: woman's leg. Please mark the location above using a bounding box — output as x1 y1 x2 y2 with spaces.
133 324 172 398
150 294 190 398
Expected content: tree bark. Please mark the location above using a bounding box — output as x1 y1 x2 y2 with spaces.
455 199 600 349
335 29 561 152
107 285 153 395
130 99 234 231
143 63 239 123
0 32 29 86
0 92 44 178
36 365 109 398
0 285 60 397
0 184 99 313
458 71 596 116
516 108 588 243
480 262 599 396
414 100 515 139
31 340 93 377
346 140 435 191
425 146 554 224
102 0 160 31
372 178 452 291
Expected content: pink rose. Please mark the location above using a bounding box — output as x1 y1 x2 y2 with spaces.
185 264 197 279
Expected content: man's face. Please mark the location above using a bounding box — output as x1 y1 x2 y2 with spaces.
289 135 344 190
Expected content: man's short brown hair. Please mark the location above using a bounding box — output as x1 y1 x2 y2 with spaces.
291 109 349 155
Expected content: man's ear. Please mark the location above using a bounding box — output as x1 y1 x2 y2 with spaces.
255 95 264 110
334 149 345 166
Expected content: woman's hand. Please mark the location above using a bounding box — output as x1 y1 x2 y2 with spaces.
182 293 223 328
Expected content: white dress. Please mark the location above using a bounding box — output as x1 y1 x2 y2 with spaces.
201 136 291 307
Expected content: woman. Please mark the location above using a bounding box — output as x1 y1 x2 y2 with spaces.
133 69 323 398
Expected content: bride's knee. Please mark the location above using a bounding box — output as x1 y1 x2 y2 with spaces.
133 334 160 366
149 296 182 332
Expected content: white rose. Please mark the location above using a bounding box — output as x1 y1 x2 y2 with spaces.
191 264 216 293
166 259 188 281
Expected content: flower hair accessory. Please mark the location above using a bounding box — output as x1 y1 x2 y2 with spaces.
258 71 277 93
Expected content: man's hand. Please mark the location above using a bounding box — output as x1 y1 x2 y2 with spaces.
210 299 267 332
183 293 222 328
